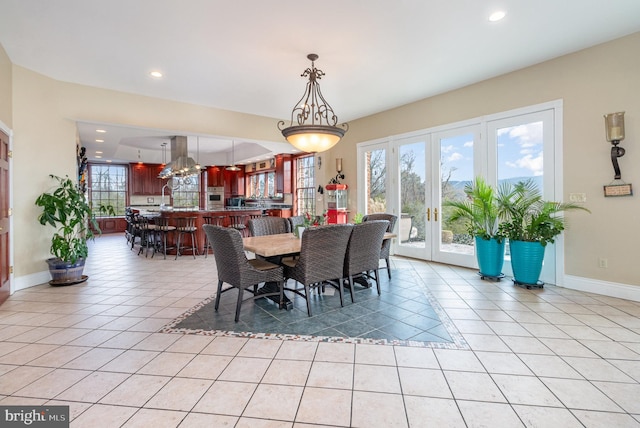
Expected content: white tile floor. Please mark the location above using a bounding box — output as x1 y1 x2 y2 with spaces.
1 233 640 427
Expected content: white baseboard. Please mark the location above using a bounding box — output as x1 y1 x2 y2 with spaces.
13 271 50 293
562 275 640 303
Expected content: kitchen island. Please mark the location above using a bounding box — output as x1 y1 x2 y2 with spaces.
142 208 264 255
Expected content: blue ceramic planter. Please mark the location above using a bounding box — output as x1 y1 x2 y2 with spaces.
509 240 545 285
475 236 505 277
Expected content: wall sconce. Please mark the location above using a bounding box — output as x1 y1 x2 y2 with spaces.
329 157 345 184
605 111 626 180
603 111 633 197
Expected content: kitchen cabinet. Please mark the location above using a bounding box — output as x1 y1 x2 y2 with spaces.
275 154 292 194
206 166 225 187
130 163 164 195
266 209 292 218
95 217 127 234
224 169 245 196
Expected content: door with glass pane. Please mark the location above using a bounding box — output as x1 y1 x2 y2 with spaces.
359 143 389 215
433 127 479 267
487 109 556 283
393 129 478 268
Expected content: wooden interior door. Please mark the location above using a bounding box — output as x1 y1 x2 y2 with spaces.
0 129 10 304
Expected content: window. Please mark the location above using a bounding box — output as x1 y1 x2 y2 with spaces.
171 176 200 208
295 155 315 214
89 164 127 215
248 171 275 198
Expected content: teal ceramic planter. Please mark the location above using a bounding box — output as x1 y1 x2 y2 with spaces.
509 240 545 285
475 236 505 278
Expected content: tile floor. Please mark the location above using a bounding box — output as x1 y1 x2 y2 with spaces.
167 261 456 346
0 233 639 427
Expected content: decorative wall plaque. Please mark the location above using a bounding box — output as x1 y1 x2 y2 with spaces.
603 183 633 197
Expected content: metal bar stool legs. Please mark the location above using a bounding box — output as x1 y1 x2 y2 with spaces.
175 217 198 259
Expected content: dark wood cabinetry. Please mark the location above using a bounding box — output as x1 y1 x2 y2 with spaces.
275 154 292 194
224 169 245 196
96 217 127 234
130 163 164 195
206 166 225 187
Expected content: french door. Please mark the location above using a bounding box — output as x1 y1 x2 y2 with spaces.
358 101 561 284
392 126 479 268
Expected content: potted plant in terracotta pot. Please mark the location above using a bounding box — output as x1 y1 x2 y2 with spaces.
35 174 101 285
497 179 590 288
444 176 505 279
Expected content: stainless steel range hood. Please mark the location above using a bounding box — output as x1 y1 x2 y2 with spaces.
158 136 201 179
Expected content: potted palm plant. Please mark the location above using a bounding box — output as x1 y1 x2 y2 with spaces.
444 177 505 278
497 179 590 287
35 174 100 285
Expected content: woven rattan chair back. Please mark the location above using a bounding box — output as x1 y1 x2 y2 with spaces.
248 217 290 236
344 220 389 299
363 213 397 278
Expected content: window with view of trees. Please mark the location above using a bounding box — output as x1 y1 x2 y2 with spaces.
295 155 315 215
171 176 200 208
89 164 127 215
248 171 275 198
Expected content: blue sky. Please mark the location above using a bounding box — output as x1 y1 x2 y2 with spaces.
402 121 544 182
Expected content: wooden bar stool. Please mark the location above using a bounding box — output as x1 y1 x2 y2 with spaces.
228 214 248 237
175 217 198 259
151 216 176 259
203 215 225 257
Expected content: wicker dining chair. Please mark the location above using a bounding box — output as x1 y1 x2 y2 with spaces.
363 213 397 279
287 215 305 233
248 217 290 237
343 220 390 302
203 225 284 322
282 224 353 317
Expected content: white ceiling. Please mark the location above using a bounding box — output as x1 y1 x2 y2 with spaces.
2 0 640 164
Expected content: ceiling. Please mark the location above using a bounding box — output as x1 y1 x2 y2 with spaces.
2 0 640 165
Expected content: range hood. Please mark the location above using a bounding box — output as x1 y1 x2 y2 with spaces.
158 136 201 179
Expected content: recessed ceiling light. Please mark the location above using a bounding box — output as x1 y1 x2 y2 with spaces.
95 155 102 159
106 160 112 163
96 151 103 154
489 11 506 22
149 71 163 78
96 129 106 133
95 139 104 143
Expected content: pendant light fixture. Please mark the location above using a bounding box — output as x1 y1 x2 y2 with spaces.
226 140 241 171
278 54 348 153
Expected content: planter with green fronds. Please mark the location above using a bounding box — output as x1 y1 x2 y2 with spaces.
35 174 101 285
444 177 505 278
497 179 590 286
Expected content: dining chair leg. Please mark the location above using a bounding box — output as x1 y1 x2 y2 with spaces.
234 287 244 322
337 279 345 307
214 280 224 311
346 276 355 303
374 269 381 295
304 284 312 317
385 257 391 279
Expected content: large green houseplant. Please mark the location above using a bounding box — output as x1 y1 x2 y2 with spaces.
497 179 590 287
35 174 100 285
444 177 505 278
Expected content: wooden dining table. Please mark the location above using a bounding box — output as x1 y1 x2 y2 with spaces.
242 232 396 258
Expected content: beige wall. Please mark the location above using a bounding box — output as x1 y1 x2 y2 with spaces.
0 44 12 127
8 32 640 288
331 32 640 286
12 66 283 278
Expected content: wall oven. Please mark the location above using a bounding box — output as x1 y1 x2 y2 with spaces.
207 186 225 210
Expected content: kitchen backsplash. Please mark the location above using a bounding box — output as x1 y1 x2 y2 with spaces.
130 195 161 206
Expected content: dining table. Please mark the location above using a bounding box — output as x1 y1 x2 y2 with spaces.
242 231 397 309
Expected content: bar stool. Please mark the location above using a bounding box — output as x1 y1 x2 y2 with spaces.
152 216 176 259
203 215 225 258
228 214 248 237
175 217 198 259
136 216 155 257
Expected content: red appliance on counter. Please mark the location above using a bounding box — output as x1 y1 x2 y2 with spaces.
325 184 348 224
